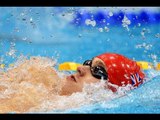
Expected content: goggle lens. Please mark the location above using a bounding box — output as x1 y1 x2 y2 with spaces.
83 60 108 80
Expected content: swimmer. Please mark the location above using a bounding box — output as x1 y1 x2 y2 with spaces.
60 52 145 94
0 53 145 113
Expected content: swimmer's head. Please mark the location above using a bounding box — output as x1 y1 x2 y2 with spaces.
60 53 145 95
59 56 108 95
96 53 145 90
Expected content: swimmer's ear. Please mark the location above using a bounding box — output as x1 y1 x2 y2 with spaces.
58 62 82 71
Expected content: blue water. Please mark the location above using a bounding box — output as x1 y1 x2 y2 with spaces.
0 7 160 113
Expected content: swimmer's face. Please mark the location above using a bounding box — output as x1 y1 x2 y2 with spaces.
60 57 107 96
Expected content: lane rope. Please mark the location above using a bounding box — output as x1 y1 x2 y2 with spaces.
1 61 160 71
58 61 160 71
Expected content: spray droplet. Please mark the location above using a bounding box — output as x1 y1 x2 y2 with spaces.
78 34 82 38
85 19 96 27
108 11 113 17
122 15 131 31
98 28 103 32
155 33 160 38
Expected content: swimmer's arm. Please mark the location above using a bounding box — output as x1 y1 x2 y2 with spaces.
0 58 61 86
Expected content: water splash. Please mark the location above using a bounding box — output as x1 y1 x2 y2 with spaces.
6 42 17 58
141 28 151 40
85 19 96 27
122 15 131 31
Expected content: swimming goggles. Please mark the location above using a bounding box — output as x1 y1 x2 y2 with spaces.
83 60 108 80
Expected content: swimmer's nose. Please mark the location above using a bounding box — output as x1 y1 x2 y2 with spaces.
77 66 87 76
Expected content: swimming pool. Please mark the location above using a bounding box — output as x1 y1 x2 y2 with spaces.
0 7 160 113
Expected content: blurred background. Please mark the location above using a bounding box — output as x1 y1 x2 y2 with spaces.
0 7 160 67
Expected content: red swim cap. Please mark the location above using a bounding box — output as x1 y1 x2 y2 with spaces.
96 53 145 91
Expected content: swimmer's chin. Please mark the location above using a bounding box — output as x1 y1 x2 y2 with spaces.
59 77 83 96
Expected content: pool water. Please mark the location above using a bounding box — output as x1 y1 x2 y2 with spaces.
0 7 160 113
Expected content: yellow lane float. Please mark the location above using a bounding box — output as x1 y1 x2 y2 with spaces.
136 61 153 70
0 64 5 69
0 64 14 69
156 63 160 70
9 64 14 67
59 61 160 71
58 62 82 71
